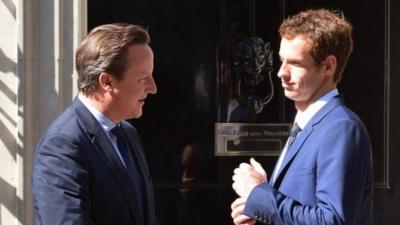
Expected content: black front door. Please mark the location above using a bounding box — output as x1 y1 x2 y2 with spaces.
88 1 399 224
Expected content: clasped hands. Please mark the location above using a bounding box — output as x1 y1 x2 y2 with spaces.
231 158 267 225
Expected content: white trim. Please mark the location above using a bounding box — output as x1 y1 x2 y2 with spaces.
14 0 88 224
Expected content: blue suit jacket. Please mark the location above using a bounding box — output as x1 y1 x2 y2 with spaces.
32 98 156 225
244 96 373 225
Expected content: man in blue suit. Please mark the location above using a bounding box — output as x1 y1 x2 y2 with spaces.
231 9 373 225
32 23 158 225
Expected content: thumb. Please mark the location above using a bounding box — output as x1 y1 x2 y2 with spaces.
250 158 266 176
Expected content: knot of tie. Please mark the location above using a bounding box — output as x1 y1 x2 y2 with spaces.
111 123 124 140
287 123 301 148
290 123 301 138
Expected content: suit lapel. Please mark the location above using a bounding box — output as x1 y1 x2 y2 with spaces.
72 98 143 225
272 96 344 188
272 125 313 188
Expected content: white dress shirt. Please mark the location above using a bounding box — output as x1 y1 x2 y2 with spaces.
271 89 339 184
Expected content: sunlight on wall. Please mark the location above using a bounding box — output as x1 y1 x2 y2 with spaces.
0 0 19 224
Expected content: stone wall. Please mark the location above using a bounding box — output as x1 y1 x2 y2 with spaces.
0 1 86 224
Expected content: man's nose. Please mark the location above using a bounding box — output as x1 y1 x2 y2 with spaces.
277 62 288 79
147 76 157 94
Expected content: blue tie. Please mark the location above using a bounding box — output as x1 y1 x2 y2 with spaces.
111 124 145 219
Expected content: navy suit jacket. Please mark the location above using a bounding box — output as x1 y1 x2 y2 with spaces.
244 96 373 225
32 98 156 225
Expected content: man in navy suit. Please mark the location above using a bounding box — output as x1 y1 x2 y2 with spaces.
32 23 157 225
231 9 373 225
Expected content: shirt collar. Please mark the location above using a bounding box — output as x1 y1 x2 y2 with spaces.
78 94 116 132
294 89 339 129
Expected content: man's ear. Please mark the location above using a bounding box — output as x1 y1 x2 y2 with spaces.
98 72 113 91
324 55 337 77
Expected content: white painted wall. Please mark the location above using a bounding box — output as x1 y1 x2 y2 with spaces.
0 0 86 224
0 0 18 224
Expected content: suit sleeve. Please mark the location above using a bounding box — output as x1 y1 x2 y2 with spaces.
244 119 372 225
32 134 93 225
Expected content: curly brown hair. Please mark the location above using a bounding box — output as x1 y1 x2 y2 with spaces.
75 23 150 94
279 9 353 83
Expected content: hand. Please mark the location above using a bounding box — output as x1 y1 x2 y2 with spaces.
231 197 256 225
232 158 267 197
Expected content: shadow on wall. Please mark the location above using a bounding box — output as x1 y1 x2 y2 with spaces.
1 0 16 19
0 0 21 219
1 0 75 224
0 61 20 221
0 176 22 224
0 113 16 161
0 47 17 161
0 48 16 75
